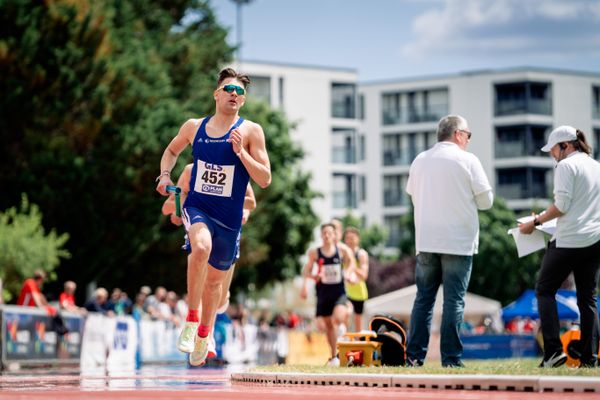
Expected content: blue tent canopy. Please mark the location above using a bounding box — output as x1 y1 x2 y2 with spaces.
501 289 582 322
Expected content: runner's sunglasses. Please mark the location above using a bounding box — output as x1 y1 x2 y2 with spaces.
220 84 246 95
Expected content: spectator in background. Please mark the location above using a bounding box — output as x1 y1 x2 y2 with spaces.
109 288 133 315
175 293 189 323
145 286 167 320
140 285 152 297
17 269 56 316
132 292 151 321
84 287 115 316
59 281 85 314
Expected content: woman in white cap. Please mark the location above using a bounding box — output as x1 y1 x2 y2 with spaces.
519 126 600 368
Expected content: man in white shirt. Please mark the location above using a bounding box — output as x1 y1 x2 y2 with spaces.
405 114 493 368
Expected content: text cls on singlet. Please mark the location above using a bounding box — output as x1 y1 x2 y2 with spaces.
194 160 235 197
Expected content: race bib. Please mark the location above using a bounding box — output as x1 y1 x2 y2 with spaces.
194 160 235 197
320 263 342 284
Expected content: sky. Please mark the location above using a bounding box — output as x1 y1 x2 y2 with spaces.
211 0 600 83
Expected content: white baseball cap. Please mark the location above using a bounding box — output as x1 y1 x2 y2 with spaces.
541 125 577 152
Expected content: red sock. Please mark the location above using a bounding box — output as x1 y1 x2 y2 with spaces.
197 324 210 338
186 310 199 322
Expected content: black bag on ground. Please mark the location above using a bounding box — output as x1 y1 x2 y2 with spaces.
369 314 406 366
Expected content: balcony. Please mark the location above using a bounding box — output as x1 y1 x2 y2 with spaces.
332 147 356 164
333 191 357 209
382 104 448 126
384 191 404 207
495 142 545 158
496 183 549 200
495 99 552 117
383 151 411 166
593 105 600 120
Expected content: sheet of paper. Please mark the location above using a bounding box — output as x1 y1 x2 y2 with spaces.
516 215 557 236
507 227 546 257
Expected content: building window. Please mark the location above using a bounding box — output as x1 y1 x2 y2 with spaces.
593 86 600 120
494 81 552 116
594 128 600 160
332 128 356 164
249 76 271 104
358 134 366 161
383 174 408 207
332 173 357 209
357 94 365 120
384 215 401 247
360 175 366 202
278 77 285 109
382 88 448 125
495 125 550 158
382 131 436 166
496 167 552 200
332 83 356 119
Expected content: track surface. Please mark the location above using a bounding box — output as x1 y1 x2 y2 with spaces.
0 365 598 400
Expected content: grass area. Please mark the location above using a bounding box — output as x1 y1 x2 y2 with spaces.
252 359 600 377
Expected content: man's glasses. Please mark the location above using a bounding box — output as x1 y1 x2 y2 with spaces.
220 84 246 95
459 129 472 139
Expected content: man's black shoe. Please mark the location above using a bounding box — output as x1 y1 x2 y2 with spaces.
442 361 465 368
406 358 423 367
538 351 567 368
579 358 598 368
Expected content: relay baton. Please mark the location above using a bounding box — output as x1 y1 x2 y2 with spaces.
166 185 182 217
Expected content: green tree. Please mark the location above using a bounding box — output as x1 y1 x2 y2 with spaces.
230 101 320 295
470 198 542 305
0 195 70 302
398 198 542 304
0 0 231 296
0 0 319 299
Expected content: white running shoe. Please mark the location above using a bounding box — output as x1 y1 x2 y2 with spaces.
189 335 209 366
177 321 199 353
326 356 340 367
207 334 217 359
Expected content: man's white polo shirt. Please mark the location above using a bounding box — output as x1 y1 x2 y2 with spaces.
406 141 492 256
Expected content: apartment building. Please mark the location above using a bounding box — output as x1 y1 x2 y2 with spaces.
238 62 600 249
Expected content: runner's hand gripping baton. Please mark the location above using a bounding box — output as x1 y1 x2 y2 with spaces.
166 185 182 217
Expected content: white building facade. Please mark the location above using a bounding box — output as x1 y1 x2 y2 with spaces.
238 62 600 249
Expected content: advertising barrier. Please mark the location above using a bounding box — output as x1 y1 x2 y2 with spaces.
80 313 138 372
461 334 540 359
1 305 83 368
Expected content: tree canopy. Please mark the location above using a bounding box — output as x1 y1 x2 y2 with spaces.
0 0 318 301
398 198 543 305
0 195 70 302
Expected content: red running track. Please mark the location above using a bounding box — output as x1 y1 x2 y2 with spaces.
0 365 598 400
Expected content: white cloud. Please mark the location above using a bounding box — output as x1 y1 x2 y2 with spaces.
402 0 600 59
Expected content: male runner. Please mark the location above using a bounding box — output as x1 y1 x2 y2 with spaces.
156 67 270 366
300 223 356 366
162 163 256 359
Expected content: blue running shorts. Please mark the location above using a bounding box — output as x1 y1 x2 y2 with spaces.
182 206 240 271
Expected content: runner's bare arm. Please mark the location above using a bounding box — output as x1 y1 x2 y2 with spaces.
241 183 256 225
230 122 271 188
243 183 256 212
156 119 199 195
355 249 369 280
300 248 317 300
